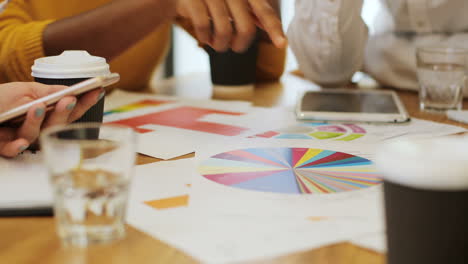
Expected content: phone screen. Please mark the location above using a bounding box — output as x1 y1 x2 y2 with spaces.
301 91 400 114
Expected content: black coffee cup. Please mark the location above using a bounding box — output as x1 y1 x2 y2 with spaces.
31 51 111 124
376 138 468 264
206 33 259 100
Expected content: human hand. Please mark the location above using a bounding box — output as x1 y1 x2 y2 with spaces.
177 0 286 53
0 82 103 157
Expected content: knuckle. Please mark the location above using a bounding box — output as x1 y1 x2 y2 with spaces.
216 25 233 40
213 42 229 52
195 21 211 33
237 25 256 38
231 44 245 53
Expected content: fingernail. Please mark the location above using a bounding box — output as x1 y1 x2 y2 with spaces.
98 91 106 101
66 102 76 111
35 108 44 118
19 145 28 152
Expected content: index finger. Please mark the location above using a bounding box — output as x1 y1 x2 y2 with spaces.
248 0 286 48
187 0 212 45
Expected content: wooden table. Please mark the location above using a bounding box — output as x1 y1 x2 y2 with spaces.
1 73 467 264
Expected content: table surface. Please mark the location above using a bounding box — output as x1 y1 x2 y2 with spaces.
2 73 467 264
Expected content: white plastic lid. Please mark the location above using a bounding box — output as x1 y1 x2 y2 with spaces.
31 50 110 79
375 137 468 191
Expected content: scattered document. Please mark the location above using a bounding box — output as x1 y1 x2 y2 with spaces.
127 159 382 263
190 139 383 222
350 232 387 253
0 152 52 209
447 110 468 125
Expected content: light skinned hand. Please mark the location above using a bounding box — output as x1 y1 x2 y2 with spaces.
177 0 286 53
0 82 103 158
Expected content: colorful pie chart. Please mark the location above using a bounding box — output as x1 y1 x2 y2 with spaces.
198 148 382 194
253 123 367 141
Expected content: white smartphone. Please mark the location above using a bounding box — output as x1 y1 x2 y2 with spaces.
295 89 410 123
0 73 120 124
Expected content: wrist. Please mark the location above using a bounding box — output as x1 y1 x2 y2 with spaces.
140 0 177 11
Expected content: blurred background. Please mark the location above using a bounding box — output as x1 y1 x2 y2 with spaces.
168 0 383 78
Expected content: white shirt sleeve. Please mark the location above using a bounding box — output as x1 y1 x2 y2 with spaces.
287 0 368 87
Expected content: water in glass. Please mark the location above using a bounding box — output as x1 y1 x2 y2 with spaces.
418 63 465 111
52 168 128 246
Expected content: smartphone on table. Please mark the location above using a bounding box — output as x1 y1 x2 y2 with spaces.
296 89 410 123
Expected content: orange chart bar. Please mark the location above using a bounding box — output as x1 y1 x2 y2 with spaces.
144 195 190 210
307 216 329 222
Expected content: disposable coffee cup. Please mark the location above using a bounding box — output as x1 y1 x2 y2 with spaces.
31 50 111 124
375 138 468 264
206 35 259 100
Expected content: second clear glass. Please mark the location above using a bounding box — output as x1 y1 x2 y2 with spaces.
416 47 467 112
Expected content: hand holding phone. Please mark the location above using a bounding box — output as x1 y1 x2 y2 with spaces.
0 74 119 158
0 73 119 124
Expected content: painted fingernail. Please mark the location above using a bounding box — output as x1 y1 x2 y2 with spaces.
66 102 76 111
35 108 45 118
98 91 106 101
19 145 28 152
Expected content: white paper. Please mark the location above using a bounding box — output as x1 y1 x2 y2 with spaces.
447 110 468 125
136 126 232 160
381 118 466 140
128 204 378 264
105 91 465 161
201 106 466 142
190 139 383 222
129 159 194 204
104 90 252 113
350 232 387 253
127 159 380 263
243 113 465 143
103 91 255 159
0 152 52 208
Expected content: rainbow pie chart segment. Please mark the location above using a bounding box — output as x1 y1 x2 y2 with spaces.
198 148 382 194
253 124 367 141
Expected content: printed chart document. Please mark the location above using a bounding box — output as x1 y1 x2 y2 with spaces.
127 159 383 263
190 139 383 221
0 152 52 210
104 91 466 159
103 91 253 159
350 232 387 253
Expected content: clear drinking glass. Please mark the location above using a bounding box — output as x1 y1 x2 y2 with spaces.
416 47 467 112
40 123 136 246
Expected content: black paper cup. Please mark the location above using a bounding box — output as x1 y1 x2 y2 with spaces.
206 34 259 100
34 77 104 124
32 51 111 140
31 51 111 125
384 180 468 264
376 138 468 264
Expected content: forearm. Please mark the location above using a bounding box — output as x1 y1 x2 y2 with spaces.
288 0 367 87
43 0 177 60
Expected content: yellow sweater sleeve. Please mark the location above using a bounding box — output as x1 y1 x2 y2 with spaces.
0 0 54 82
176 16 286 82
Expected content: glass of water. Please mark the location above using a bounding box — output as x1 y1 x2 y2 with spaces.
40 123 136 246
416 47 467 112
